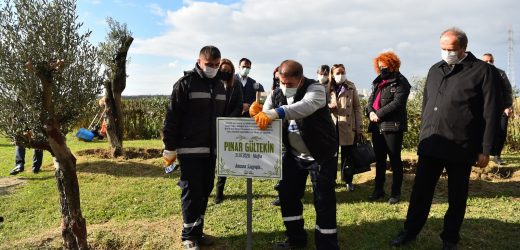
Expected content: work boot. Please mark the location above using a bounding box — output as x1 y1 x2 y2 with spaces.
273 240 306 249
442 241 458 250
388 195 401 205
182 240 199 250
391 229 416 246
9 165 24 175
368 190 385 201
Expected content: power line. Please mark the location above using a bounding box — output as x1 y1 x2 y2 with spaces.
507 26 515 87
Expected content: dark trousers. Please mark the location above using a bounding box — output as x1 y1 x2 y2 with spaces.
372 131 404 196
215 176 226 197
340 145 354 183
177 156 216 241
278 153 339 250
15 146 43 171
404 156 472 244
492 114 509 157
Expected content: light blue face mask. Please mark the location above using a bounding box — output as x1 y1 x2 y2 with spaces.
240 67 250 77
203 66 218 78
280 84 297 98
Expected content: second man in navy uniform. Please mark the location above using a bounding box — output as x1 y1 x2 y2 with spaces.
236 58 264 117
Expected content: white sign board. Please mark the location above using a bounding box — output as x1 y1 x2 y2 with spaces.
216 118 282 179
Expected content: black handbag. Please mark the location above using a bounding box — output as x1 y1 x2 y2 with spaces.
343 136 375 175
379 121 401 132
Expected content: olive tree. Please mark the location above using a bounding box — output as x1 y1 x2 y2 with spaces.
402 76 425 149
98 17 133 157
0 0 102 248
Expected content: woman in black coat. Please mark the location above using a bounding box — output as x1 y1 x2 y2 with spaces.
366 51 411 204
214 58 243 204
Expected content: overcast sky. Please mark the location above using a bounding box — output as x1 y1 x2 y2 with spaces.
78 0 520 95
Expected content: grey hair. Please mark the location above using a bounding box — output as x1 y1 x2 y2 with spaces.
440 27 468 48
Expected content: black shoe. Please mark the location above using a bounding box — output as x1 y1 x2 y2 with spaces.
272 197 281 206
214 194 223 204
442 241 458 250
388 195 400 204
199 234 215 246
346 183 355 192
368 191 385 201
494 156 504 165
9 166 24 175
273 240 306 250
32 168 41 174
391 230 416 247
274 182 280 191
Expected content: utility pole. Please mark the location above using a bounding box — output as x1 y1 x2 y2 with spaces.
507 26 515 87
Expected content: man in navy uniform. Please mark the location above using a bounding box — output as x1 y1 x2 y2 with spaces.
163 45 226 250
254 60 339 250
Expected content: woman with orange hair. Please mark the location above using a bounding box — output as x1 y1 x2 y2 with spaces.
366 51 411 204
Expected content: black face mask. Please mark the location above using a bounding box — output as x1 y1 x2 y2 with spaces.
220 71 233 81
380 68 390 79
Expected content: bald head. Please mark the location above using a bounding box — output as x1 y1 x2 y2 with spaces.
278 60 304 88
482 53 494 65
279 60 304 78
440 27 468 49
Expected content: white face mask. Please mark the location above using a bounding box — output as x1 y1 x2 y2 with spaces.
334 74 346 84
203 66 218 78
441 50 459 65
317 74 328 84
280 84 298 98
240 67 250 77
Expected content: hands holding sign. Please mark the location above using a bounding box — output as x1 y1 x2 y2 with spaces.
249 101 263 117
254 109 279 130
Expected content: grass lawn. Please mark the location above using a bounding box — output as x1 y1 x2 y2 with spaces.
0 136 519 249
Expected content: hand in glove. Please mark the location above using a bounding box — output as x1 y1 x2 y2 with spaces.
163 149 177 166
249 101 263 117
254 109 279 130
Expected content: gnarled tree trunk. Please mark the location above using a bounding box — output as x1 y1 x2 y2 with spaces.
36 63 88 249
105 36 133 157
47 119 88 250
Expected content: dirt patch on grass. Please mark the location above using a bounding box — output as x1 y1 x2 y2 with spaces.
386 159 520 181
0 177 25 196
2 216 239 250
2 217 232 250
76 147 162 160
